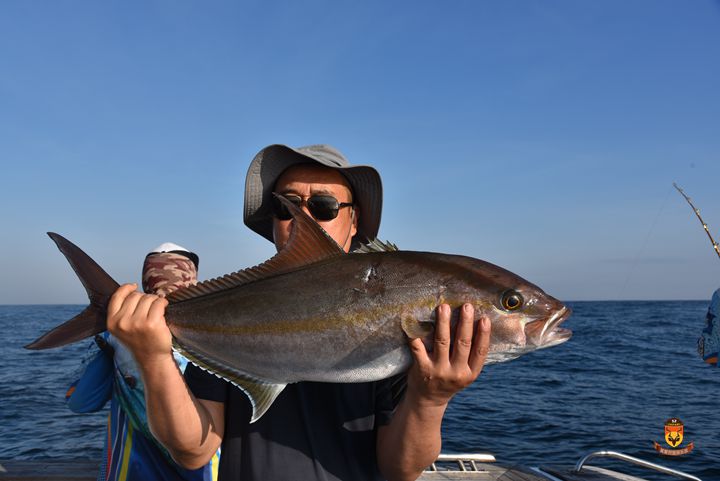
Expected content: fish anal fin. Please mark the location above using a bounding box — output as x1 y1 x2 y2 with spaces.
239 379 286 423
174 341 286 423
167 194 345 303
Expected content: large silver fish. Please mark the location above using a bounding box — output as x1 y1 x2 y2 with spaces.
27 196 572 422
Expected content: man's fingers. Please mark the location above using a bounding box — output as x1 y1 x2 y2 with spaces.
148 297 169 325
433 304 452 362
111 288 143 329
107 284 138 319
469 316 491 376
133 293 160 318
109 290 143 337
408 337 432 369
451 303 474 365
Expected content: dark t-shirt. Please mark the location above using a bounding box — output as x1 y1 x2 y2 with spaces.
185 365 406 481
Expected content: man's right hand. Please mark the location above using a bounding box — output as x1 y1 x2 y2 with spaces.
107 283 172 364
107 284 224 467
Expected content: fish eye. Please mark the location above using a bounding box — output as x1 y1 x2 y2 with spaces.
501 290 524 311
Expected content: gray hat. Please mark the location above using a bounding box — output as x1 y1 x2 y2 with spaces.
244 144 383 244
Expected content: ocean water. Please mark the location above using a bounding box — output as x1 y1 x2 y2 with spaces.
1 302 718 480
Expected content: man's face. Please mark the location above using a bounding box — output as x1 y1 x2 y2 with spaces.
272 164 358 253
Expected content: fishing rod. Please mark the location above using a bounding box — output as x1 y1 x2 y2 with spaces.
673 182 720 260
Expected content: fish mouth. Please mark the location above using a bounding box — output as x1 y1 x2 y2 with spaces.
526 306 573 348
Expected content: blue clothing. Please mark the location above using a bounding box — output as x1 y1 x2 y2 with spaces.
698 289 720 366
66 343 113 413
67 333 220 481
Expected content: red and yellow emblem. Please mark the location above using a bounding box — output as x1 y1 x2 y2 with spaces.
664 418 683 447
653 418 694 456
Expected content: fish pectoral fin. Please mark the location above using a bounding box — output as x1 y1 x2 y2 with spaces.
400 316 434 339
173 341 287 423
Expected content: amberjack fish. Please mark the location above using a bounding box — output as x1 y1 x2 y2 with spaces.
27 196 572 422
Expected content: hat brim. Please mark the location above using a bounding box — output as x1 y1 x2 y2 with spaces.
244 144 382 244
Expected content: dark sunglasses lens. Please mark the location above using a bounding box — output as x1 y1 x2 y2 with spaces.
272 195 301 220
307 196 340 220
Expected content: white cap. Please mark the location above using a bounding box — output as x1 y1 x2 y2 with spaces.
151 242 189 253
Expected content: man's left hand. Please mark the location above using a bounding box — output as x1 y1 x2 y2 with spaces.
406 303 490 407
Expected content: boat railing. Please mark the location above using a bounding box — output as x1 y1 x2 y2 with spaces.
573 450 702 481
426 453 496 472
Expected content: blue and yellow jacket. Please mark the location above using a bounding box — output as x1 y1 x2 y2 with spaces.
66 333 220 481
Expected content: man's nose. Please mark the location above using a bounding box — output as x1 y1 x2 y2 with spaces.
300 205 313 217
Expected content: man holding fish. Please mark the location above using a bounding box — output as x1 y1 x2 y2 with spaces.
106 144 492 481
29 143 571 479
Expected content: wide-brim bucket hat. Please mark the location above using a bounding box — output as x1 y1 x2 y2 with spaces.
244 144 383 244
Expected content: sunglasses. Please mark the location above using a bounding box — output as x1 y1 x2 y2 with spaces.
272 194 353 221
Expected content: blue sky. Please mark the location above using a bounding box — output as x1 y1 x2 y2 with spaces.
1 1 719 303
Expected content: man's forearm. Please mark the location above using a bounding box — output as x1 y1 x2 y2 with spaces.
377 393 448 481
377 305 491 481
140 354 222 469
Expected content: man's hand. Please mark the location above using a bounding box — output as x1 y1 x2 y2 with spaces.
407 303 491 406
377 304 490 481
106 283 172 364
106 283 223 467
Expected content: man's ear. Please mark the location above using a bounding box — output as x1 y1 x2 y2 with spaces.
351 205 359 237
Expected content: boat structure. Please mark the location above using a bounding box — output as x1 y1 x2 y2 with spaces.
419 451 702 481
0 450 703 480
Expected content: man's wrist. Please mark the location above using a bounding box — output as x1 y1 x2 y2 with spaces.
403 388 452 414
137 351 179 379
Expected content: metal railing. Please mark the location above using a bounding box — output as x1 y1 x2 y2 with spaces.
573 451 701 481
427 453 496 472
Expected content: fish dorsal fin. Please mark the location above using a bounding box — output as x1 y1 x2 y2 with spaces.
167 194 345 303
354 238 399 253
174 341 286 423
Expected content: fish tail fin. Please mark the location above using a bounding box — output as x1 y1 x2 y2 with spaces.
25 233 120 350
